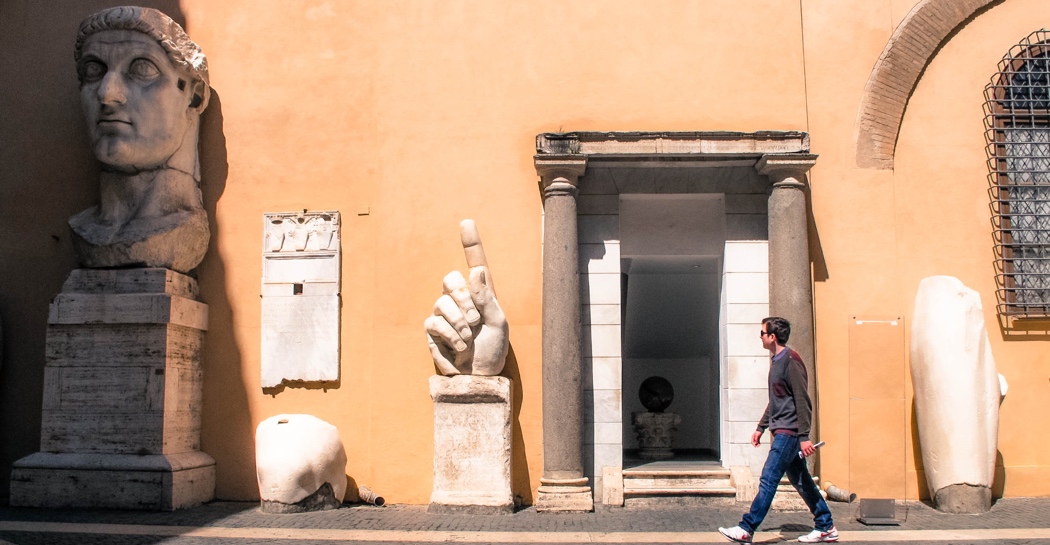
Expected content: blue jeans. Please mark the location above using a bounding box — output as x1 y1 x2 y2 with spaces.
739 433 834 534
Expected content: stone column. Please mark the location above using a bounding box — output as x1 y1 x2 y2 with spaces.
757 155 818 403
534 155 593 512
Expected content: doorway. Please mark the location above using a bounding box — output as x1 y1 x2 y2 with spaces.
619 195 725 465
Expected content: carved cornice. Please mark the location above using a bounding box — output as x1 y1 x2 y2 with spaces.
536 131 810 157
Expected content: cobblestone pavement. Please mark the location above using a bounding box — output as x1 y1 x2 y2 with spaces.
0 497 1048 544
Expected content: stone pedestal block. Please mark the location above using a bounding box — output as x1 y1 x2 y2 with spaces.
428 375 513 514
632 411 682 460
10 268 214 510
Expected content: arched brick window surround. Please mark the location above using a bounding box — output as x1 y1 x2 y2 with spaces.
855 0 1003 170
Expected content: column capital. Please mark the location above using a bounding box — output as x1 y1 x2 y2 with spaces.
534 155 588 188
756 153 818 188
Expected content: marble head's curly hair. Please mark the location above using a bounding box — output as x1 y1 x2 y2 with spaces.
74 6 210 110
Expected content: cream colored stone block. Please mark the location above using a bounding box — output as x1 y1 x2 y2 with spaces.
725 303 768 324
593 443 622 474
582 273 621 305
725 324 770 357
429 375 513 514
46 323 203 368
579 242 620 274
724 272 769 304
728 357 769 389
730 466 757 502
724 241 769 273
583 304 620 325
602 466 624 506
49 293 209 330
578 215 619 243
590 357 622 390
10 452 214 510
590 389 622 424
727 421 763 445
728 442 771 474
593 422 622 445
582 324 621 358
727 388 768 422
61 268 199 298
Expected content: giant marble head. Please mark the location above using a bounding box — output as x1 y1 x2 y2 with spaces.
74 6 210 173
67 6 213 274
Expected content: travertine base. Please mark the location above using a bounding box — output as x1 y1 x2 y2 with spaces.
601 467 624 506
535 477 593 512
428 375 513 515
10 268 214 510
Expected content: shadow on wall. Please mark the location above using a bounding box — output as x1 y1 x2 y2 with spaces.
196 88 255 500
504 344 533 506
0 0 189 506
805 184 828 283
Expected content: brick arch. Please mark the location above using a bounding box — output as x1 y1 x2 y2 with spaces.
855 0 1004 170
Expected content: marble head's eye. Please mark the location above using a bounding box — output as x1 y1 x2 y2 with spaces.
79 60 106 83
128 58 160 80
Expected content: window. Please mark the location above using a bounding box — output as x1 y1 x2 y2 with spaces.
984 30 1050 321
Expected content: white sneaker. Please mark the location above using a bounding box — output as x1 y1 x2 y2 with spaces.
798 526 839 542
718 526 752 543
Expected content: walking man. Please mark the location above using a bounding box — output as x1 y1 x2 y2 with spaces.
719 317 837 543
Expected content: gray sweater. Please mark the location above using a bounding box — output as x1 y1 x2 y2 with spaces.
756 346 813 442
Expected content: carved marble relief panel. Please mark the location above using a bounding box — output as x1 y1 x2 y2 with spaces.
261 211 341 389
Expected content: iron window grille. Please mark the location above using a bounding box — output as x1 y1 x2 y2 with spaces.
984 29 1050 321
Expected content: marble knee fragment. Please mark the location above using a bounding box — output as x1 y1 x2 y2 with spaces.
256 414 347 513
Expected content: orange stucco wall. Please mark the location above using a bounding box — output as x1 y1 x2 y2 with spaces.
807 0 1050 499
0 0 1048 505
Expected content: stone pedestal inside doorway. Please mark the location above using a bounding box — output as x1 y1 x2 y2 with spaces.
632 411 682 460
10 268 215 510
428 375 513 514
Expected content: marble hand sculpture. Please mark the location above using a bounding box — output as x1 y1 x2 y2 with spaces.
69 6 211 273
425 220 509 376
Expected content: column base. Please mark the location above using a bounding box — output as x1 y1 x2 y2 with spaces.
535 477 593 512
10 451 215 511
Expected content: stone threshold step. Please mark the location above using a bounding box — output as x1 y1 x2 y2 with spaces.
623 479 733 488
623 486 737 496
622 469 731 477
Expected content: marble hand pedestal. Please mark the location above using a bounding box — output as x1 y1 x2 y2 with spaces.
10 268 214 510
428 375 513 514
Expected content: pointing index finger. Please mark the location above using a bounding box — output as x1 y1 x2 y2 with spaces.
460 219 488 269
